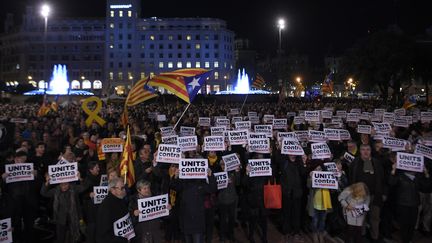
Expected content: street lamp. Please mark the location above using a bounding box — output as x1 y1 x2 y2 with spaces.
277 18 285 52
41 4 50 93
296 76 301 83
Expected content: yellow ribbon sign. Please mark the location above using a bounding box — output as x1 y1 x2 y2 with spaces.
82 96 106 127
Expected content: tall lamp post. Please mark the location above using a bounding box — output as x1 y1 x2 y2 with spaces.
41 4 50 93
277 18 285 53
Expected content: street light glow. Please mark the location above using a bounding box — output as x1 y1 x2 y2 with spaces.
296 77 301 82
41 4 50 18
277 19 285 29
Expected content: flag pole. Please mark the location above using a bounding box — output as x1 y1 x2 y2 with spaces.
173 103 191 130
240 93 249 114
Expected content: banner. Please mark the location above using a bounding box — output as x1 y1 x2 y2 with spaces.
414 144 432 160
180 126 195 137
5 163 34 183
160 126 175 137
203 136 225 151
228 130 248 145
305 111 320 122
177 136 198 152
248 159 272 177
161 135 178 145
156 144 182 163
93 186 108 204
308 130 326 143
311 143 332 159
214 172 229 190
222 153 241 171
254 125 273 138
272 119 288 130
346 113 360 122
357 125 372 134
48 162 79 184
372 122 392 133
248 138 270 153
281 139 304 155
210 126 226 136
113 213 135 240
138 194 169 222
198 117 211 127
179 159 208 179
0 218 12 243
396 152 424 173
101 138 124 153
382 136 408 151
311 171 338 189
235 121 251 130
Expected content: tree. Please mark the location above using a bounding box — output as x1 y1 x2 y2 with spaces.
340 30 414 102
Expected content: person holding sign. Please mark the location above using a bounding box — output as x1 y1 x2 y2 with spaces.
40 172 90 243
388 160 432 243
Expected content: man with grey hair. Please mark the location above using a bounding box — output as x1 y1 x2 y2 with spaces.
96 178 134 243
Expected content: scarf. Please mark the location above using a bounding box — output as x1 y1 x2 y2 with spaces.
313 189 332 211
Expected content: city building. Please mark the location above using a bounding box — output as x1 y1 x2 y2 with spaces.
0 0 235 95
234 38 256 77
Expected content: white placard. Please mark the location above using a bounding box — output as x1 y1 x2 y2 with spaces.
9 118 27 123
162 135 178 145
254 125 273 138
263 115 275 124
138 194 169 222
294 130 309 141
382 136 408 151
248 138 270 153
230 108 240 115
346 113 360 122
248 112 257 117
156 144 182 164
235 121 251 130
113 214 135 240
249 116 260 124
321 110 333 119
48 162 79 184
357 125 371 134
294 116 305 125
228 130 248 145
272 119 288 130
311 143 332 159
344 152 355 163
336 110 347 119
351 108 361 114
180 126 195 136
414 144 432 160
198 117 211 127
394 108 406 117
277 132 298 143
0 218 12 243
210 126 226 136
249 132 268 139
177 136 198 152
214 172 229 190
372 122 392 133
160 126 175 136
93 186 108 204
324 128 340 141
222 153 241 171
305 111 320 122
157 114 167 122
216 119 230 129
382 112 395 124
421 112 432 123
360 112 371 121
100 174 108 186
232 117 243 124
308 130 326 143
248 159 272 177
5 163 34 183
287 112 297 118
396 152 424 172
281 139 304 155
179 159 208 179
203 136 225 151
312 171 338 189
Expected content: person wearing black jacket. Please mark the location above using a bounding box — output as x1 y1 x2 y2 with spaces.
83 161 101 243
388 161 432 243
95 177 132 243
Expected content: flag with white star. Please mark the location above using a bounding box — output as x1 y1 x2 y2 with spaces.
184 71 213 102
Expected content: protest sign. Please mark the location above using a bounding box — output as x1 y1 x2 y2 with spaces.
254 125 273 138
383 136 408 151
351 108 361 114
370 114 382 122
277 132 298 143
312 171 338 189
311 143 332 159
148 112 158 120
138 194 169 222
324 128 340 141
414 144 432 160
372 122 392 133
321 110 333 119
421 112 432 123
293 116 305 125
360 112 371 121
346 113 360 122
344 152 355 163
382 112 395 124
294 130 309 141
308 130 326 143
222 153 241 171
210 126 226 136
336 110 347 119
160 126 175 137
281 139 304 155
179 159 208 179
101 138 124 153
9 118 27 123
394 108 406 117
100 174 108 186
203 136 225 151
113 214 135 240
5 163 34 183
177 136 198 152
48 162 79 184
248 138 270 153
230 108 240 115
263 115 275 124
305 111 320 122
235 121 251 130
324 162 338 173
214 116 227 122
232 116 243 124
198 117 211 127
93 186 108 204
396 152 424 173
161 135 178 145
248 159 272 177
357 125 371 134
156 114 167 122
228 130 248 145
156 144 182 164
287 112 297 118
339 129 351 140
249 116 260 124
216 119 230 129
249 132 268 139
248 112 257 117
374 108 385 116
214 172 229 190
373 131 390 140
272 119 288 130
180 126 195 137
0 218 12 243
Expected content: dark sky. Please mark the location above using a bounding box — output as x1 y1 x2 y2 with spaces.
1 0 431 64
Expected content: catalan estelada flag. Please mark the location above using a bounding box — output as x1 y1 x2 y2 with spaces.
119 126 135 188
252 73 266 89
125 77 158 107
321 72 334 94
402 95 417 109
149 69 212 103
37 95 51 117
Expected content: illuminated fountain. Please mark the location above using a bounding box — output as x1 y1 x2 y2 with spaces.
24 64 94 96
216 68 271 95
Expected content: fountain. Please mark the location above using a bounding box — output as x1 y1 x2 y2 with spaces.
216 68 271 95
24 64 94 96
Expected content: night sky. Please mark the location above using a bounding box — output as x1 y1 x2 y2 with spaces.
1 0 431 65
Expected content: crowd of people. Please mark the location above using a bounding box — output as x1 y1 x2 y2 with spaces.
0 97 431 243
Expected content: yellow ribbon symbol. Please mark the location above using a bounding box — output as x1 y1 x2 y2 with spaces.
82 96 106 127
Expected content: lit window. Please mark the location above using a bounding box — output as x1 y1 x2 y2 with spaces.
150 72 155 78
128 11 132 17
195 62 201 68
119 11 123 17
150 35 155 40
213 85 220 92
177 62 182 68
109 44 114 49
168 62 173 68
168 35 173 40
118 72 123 80
186 35 191 40
93 80 102 89
110 11 114 17
109 72 114 80
214 62 219 68
159 62 164 68
71 80 80 89
109 23 114 28
205 62 210 68
195 44 201 49
82 80 91 89
127 72 132 79
186 62 191 68
214 72 219 79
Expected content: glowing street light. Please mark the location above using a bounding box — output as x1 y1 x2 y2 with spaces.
81 76 85 80
296 76 301 83
41 4 51 94
277 18 286 51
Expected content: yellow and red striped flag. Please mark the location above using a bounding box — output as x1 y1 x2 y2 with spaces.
252 73 266 89
125 77 158 107
119 126 135 188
